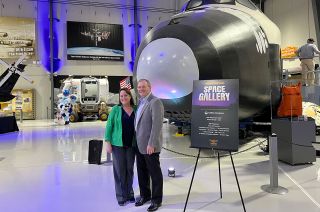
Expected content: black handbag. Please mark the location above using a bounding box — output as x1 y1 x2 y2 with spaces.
88 140 103 164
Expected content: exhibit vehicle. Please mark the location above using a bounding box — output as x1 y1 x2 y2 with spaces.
58 77 109 122
0 54 33 102
133 0 282 126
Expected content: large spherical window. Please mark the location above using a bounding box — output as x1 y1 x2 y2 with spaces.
136 38 199 99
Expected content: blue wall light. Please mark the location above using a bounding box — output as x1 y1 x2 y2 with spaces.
38 1 62 73
128 23 141 72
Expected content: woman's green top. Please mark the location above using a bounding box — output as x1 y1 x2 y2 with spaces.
104 105 137 147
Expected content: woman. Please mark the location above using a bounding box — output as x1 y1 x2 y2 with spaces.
105 88 136 206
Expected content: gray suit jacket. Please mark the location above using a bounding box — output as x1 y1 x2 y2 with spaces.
135 93 164 154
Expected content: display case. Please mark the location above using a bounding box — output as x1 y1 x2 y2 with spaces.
272 118 316 165
0 89 36 119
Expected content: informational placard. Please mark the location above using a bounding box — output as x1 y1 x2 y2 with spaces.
0 17 35 58
67 21 124 61
191 79 239 151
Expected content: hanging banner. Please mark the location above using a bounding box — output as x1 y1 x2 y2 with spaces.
0 17 35 58
191 79 239 151
67 21 124 61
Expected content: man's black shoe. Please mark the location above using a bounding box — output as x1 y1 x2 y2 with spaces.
135 197 151 207
147 202 162 211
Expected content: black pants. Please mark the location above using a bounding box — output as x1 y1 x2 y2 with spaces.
136 149 163 204
112 145 135 202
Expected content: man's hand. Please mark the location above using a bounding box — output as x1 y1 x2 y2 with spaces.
147 145 155 155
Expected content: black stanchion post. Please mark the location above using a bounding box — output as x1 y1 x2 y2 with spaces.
218 152 222 198
229 151 246 212
183 148 201 212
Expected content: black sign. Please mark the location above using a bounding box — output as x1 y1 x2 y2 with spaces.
191 79 239 151
67 21 124 61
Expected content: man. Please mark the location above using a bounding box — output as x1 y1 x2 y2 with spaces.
296 38 320 85
134 79 164 211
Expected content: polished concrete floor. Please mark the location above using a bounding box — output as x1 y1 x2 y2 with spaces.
0 120 319 212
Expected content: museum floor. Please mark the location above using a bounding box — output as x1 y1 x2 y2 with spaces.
0 120 319 212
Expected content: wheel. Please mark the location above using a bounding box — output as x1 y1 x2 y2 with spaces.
99 112 108 121
78 113 83 122
69 112 79 122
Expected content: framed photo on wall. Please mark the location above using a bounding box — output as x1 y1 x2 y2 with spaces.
0 17 35 59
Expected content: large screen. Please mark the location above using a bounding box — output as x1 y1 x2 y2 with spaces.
0 17 35 58
67 21 124 61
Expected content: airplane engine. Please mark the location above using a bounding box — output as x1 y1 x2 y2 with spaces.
133 0 282 122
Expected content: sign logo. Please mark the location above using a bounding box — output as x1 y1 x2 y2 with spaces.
209 138 218 146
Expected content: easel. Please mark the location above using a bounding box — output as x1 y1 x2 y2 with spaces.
183 149 246 212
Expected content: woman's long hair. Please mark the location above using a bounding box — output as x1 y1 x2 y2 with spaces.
118 88 135 106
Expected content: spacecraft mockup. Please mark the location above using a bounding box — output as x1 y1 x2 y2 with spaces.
133 0 281 122
0 55 33 102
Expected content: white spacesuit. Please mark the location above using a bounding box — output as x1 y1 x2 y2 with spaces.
56 89 77 125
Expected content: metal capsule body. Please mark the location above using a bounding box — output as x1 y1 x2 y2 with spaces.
134 3 281 121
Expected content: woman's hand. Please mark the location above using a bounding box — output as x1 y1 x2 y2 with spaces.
106 142 112 153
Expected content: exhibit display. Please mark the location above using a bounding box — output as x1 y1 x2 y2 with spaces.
1 0 320 211
301 86 320 127
56 77 109 122
0 115 19 134
0 89 36 120
271 82 320 127
0 17 35 58
281 46 298 59
277 83 302 117
303 102 320 126
54 76 135 123
133 0 282 123
272 118 316 165
0 54 33 102
67 21 124 61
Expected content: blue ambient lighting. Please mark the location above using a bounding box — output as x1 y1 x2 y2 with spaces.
38 1 62 73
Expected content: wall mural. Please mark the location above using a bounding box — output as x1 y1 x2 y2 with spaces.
0 17 35 58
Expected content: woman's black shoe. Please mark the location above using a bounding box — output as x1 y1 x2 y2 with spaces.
128 197 135 203
118 200 126 206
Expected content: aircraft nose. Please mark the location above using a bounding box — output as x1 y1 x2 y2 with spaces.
136 38 199 99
